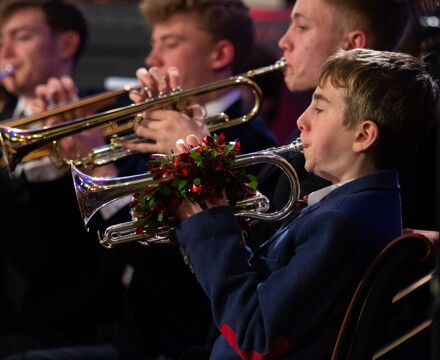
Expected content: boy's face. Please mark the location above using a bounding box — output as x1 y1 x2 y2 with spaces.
0 7 63 98
146 12 218 92
278 0 350 92
297 78 359 184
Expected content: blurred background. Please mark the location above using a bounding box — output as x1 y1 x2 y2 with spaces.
74 0 293 89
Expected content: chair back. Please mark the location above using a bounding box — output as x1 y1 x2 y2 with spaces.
332 230 438 360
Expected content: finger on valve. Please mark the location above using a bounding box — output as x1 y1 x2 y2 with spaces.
148 67 168 97
168 67 182 94
131 67 155 101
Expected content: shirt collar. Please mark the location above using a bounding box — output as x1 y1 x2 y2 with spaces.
13 97 32 118
307 180 354 206
204 89 241 117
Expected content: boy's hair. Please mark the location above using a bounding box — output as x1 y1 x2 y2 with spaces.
138 0 254 73
0 0 89 66
326 0 410 52
319 48 440 168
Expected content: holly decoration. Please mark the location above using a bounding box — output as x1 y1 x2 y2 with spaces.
129 134 258 237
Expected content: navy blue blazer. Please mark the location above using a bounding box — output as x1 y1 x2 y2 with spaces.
172 169 402 360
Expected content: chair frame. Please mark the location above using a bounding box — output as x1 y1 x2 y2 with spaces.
331 230 438 360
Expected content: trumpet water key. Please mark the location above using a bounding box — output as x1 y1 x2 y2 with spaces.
71 137 303 248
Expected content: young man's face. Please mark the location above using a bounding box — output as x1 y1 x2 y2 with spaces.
0 7 64 98
297 78 359 184
278 0 349 93
145 12 219 92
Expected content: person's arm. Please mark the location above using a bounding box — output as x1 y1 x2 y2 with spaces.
172 203 364 359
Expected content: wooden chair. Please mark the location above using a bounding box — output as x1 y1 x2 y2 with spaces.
332 229 439 360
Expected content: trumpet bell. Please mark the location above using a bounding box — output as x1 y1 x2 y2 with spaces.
71 162 160 227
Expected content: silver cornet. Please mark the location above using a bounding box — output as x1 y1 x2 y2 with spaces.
71 138 303 248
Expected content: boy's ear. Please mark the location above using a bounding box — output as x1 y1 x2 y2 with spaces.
58 30 81 61
353 120 379 153
343 30 367 50
210 39 235 70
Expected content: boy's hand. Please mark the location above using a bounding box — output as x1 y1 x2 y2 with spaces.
124 66 210 154
173 134 228 221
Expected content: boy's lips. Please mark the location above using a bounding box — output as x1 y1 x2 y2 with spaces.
0 64 14 79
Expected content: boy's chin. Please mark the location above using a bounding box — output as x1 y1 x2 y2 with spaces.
303 162 313 174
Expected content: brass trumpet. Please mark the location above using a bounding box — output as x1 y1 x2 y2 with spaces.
1 58 287 173
71 138 303 248
0 83 139 172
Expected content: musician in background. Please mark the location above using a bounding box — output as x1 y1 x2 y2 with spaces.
170 48 440 360
125 0 278 156
2 1 278 360
0 0 144 357
118 1 277 359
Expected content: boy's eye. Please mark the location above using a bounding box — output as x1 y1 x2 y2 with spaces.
150 39 180 52
163 41 179 49
314 108 323 114
291 18 309 33
293 22 308 32
14 31 34 42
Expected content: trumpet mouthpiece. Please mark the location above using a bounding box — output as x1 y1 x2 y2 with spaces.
265 138 303 155
0 65 14 80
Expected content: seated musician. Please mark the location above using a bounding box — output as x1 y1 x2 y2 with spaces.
168 48 440 359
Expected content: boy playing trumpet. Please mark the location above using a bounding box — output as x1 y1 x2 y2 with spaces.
171 48 440 359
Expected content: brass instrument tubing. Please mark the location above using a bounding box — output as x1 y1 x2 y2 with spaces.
4 84 139 128
1 59 288 171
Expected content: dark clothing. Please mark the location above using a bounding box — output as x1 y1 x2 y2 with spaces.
0 90 147 357
249 130 330 248
217 99 278 155
1 174 102 341
113 245 213 360
4 97 279 360
212 98 278 177
3 344 118 360
172 170 402 359
396 123 438 230
113 98 277 359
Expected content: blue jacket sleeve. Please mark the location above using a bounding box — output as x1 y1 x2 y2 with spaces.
173 205 372 360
